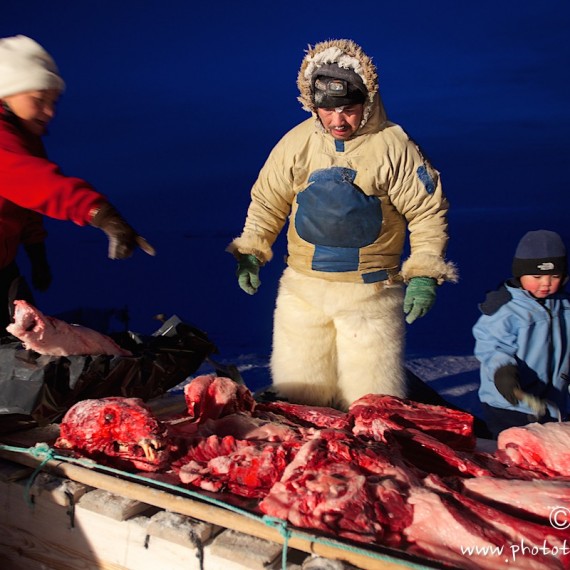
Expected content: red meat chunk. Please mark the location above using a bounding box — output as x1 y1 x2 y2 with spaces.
461 476 570 521
256 400 351 431
7 299 131 356
184 374 255 422
405 474 570 570
259 429 414 547
350 394 476 450
497 422 570 477
173 434 298 499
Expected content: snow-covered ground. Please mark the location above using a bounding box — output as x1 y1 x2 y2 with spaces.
406 355 482 417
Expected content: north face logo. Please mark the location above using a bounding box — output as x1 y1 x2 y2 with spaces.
537 262 555 271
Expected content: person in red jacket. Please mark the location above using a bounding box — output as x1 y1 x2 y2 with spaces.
0 34 155 331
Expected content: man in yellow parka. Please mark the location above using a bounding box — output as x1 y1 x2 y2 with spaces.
228 39 457 411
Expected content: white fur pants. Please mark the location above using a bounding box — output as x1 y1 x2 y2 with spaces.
270 267 407 411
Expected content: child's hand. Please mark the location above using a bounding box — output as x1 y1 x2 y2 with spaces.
494 364 522 406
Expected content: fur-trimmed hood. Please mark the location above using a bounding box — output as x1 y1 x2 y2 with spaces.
297 39 386 129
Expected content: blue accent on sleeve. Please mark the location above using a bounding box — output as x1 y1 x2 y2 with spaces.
417 164 435 194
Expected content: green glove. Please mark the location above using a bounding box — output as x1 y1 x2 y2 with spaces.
236 254 261 295
403 277 437 324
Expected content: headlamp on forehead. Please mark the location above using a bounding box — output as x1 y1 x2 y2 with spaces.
314 77 347 97
312 73 367 109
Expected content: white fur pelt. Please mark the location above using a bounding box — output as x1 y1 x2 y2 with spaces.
270 267 407 411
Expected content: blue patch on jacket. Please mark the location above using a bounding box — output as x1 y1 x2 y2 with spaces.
295 167 382 273
417 164 435 194
311 245 359 272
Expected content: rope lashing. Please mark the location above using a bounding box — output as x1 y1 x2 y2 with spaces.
263 515 293 569
24 442 55 507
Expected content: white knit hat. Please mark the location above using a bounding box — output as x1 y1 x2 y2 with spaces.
0 35 65 99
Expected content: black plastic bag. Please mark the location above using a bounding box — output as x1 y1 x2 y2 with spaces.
0 315 217 432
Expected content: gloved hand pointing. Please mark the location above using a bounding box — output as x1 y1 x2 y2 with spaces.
24 242 52 291
90 203 156 260
236 253 261 295
403 277 437 324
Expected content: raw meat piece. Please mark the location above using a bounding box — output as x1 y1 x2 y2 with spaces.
173 434 297 498
256 401 351 431
461 476 570 521
389 428 495 478
350 394 476 450
259 430 414 546
404 485 556 570
165 406 316 444
55 397 172 471
194 412 316 443
497 422 570 476
405 485 507 570
184 374 255 422
414 474 570 570
6 299 131 356
170 411 312 498
461 449 547 481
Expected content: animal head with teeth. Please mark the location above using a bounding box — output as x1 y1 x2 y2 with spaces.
55 397 172 472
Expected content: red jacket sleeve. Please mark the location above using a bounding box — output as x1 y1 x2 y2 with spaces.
0 116 107 226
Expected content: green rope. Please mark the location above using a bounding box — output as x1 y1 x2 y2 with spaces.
0 443 433 570
263 515 292 569
23 442 55 508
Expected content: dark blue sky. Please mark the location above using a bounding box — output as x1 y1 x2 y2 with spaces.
2 1 570 361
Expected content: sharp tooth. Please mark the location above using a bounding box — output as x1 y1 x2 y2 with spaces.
139 440 156 461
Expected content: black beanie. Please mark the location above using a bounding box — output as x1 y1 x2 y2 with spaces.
312 63 367 109
512 230 567 277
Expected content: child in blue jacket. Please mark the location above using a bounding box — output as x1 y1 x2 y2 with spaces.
473 229 570 438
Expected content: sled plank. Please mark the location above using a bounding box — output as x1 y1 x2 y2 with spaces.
29 472 91 507
209 528 283 569
78 488 157 521
146 509 218 546
0 475 272 570
0 478 125 570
